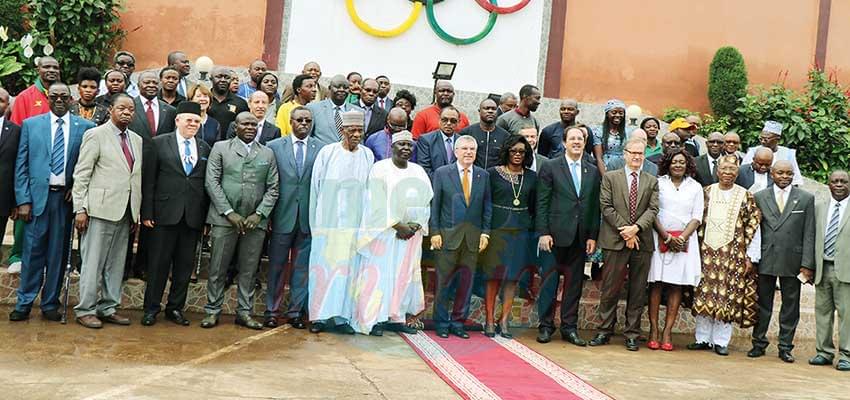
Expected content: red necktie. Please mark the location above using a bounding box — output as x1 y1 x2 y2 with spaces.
120 131 135 170
145 100 156 136
629 171 638 223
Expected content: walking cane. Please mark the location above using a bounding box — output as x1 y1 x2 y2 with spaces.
60 229 76 324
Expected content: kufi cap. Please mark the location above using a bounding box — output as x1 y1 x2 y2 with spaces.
762 120 783 135
604 99 626 113
341 110 364 127
175 101 201 116
668 117 692 132
392 130 413 144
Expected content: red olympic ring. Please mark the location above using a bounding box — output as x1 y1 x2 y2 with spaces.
474 0 531 14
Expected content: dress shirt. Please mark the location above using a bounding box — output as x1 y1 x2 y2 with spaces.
441 132 455 161
292 136 310 159
114 126 135 159
707 154 720 175
566 155 583 190
773 185 790 211
254 122 264 143
0 116 4 141
359 100 374 128
142 96 160 129
175 131 198 167
241 138 253 154
750 171 769 193
456 162 474 185
49 112 71 186
825 197 848 237
625 165 641 188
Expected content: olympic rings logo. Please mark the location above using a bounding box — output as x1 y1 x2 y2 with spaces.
345 0 532 46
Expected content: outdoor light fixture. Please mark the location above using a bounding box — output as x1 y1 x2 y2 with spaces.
431 61 457 103
626 104 642 126
195 56 214 81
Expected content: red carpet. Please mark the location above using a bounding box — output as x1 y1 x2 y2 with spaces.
401 331 613 400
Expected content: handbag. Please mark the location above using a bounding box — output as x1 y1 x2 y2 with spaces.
659 230 686 253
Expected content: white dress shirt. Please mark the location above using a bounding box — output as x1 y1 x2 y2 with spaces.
142 96 160 130
750 171 769 193
826 197 848 237
625 165 641 189
456 162 474 186
707 154 720 176
175 132 198 168
49 112 71 186
292 136 310 159
0 116 5 141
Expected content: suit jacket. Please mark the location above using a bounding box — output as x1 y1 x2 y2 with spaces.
205 138 279 229
72 121 144 222
814 197 850 284
363 105 388 139
305 99 363 145
539 121 568 159
598 168 659 252
695 154 719 186
141 133 211 230
429 164 492 252
754 186 815 276
129 97 177 142
536 157 601 247
16 114 94 217
267 135 324 234
0 119 21 216
224 120 281 145
416 130 454 177
199 117 221 147
376 96 393 111
736 163 774 190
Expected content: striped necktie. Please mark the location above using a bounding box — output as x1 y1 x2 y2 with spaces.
334 106 343 140
51 118 65 176
824 202 841 258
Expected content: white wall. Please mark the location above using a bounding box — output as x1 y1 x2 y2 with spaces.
284 0 545 94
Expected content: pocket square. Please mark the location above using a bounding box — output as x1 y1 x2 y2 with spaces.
791 210 804 214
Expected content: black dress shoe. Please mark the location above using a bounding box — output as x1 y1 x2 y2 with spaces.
562 331 587 347
625 338 639 351
164 310 190 326
235 315 263 330
289 317 306 330
449 327 470 339
747 347 765 358
309 322 325 334
687 342 712 351
141 313 157 326
837 360 850 371
714 346 730 356
264 316 278 328
369 324 384 337
808 354 833 366
42 309 62 322
536 330 553 344
200 314 218 329
336 324 355 335
436 328 449 339
588 333 611 347
778 350 795 363
9 310 29 321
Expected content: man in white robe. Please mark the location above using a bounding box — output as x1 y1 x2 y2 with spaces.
742 120 803 186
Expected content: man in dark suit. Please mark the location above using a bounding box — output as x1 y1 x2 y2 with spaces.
0 88 21 256
429 135 492 339
140 102 211 327
536 126 601 345
416 106 461 177
9 83 94 322
224 91 281 144
748 160 816 363
360 78 388 138
736 147 774 192
694 132 724 186
264 106 324 329
519 126 550 172
590 138 659 351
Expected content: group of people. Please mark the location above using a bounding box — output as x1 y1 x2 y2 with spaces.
0 51 847 372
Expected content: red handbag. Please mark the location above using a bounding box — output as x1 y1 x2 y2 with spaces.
659 230 686 253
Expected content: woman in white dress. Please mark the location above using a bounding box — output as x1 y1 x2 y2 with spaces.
647 149 704 351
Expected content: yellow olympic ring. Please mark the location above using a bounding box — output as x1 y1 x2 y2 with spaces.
345 0 423 38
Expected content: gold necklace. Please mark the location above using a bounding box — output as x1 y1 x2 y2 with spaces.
500 166 524 206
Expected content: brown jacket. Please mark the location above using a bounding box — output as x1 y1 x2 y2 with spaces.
598 168 659 252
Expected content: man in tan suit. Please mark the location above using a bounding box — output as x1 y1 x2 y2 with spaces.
72 93 143 329
809 170 850 371
589 138 659 351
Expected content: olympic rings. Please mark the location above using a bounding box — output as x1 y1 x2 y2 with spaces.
426 0 497 46
474 0 530 14
345 0 422 38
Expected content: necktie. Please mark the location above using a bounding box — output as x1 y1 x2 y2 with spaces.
711 159 717 176
629 171 638 223
379 98 385 109
570 161 580 195
51 118 65 176
445 137 455 163
462 168 471 206
119 131 134 170
777 190 785 213
183 139 193 175
177 79 186 97
334 106 343 140
295 140 305 177
824 202 841 258
146 100 156 135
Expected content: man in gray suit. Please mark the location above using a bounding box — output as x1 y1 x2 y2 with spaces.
809 170 850 371
72 94 144 329
202 112 279 330
306 75 362 145
736 147 774 193
264 106 324 329
748 160 815 363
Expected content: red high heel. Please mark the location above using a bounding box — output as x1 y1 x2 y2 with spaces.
661 342 674 351
647 341 660 350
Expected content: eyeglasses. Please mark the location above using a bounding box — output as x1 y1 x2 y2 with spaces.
48 94 70 101
707 140 724 144
623 149 644 156
663 141 681 147
116 61 135 67
293 118 312 123
440 118 459 124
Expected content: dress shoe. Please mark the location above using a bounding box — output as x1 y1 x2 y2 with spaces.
562 331 587 347
76 315 103 329
836 360 850 371
808 354 833 366
235 315 263 330
484 324 496 338
264 316 278 329
289 317 306 330
625 338 639 351
309 321 325 334
391 324 418 335
436 328 449 339
647 341 661 350
165 310 190 326
588 333 611 347
714 345 730 356
449 327 470 339
42 309 62 322
102 313 131 325
9 310 29 321
661 342 674 352
498 322 512 339
336 324 356 335
747 347 766 358
141 313 157 326
200 314 219 329
536 330 552 344
778 350 795 363
369 324 384 337
687 342 712 351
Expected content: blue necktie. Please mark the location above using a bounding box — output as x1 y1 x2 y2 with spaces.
824 202 841 258
445 137 455 163
570 161 580 195
183 139 193 175
295 140 305 177
51 119 65 176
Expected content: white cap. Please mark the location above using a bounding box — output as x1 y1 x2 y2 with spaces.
762 120 783 135
341 110 364 127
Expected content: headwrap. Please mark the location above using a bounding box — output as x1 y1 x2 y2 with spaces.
604 99 626 113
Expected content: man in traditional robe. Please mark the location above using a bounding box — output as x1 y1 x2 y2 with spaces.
742 121 803 186
351 130 431 336
308 110 374 334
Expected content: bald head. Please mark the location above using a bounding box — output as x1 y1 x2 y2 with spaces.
559 98 579 124
386 107 408 133
752 147 774 175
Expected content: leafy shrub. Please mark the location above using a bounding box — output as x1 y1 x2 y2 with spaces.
708 47 748 118
661 107 693 123
661 107 731 137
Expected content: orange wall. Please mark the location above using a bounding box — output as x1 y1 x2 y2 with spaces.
559 0 820 114
119 0 267 70
826 0 850 84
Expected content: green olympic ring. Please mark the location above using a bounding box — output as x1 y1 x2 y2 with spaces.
425 0 498 46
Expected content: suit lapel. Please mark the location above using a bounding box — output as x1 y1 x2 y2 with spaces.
776 187 798 227
636 171 649 207
450 165 464 202
618 169 630 206
579 161 594 198
556 157 578 198
282 136 296 173
232 138 248 158
0 122 11 149
170 134 187 175
763 188 781 223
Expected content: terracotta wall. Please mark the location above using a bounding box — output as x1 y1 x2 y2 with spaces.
826 0 850 84
119 0 267 70
558 0 821 114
